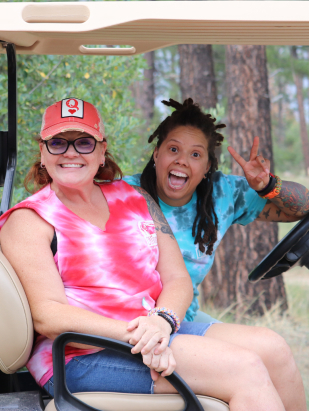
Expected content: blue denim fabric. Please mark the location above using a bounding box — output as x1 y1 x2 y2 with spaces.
193 310 222 324
44 321 214 397
169 320 214 346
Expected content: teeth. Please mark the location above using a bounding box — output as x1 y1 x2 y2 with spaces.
61 164 83 168
170 170 188 178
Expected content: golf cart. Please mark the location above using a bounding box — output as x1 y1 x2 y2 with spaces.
1 2 309 410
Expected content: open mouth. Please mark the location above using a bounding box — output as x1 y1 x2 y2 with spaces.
168 170 188 189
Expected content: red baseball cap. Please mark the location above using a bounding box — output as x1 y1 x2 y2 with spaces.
40 98 105 141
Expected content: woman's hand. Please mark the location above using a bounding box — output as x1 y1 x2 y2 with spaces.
127 315 171 356
227 136 270 191
142 344 176 380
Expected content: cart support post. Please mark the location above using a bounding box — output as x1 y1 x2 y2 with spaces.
0 42 17 216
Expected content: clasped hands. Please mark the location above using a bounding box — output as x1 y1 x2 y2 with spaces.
127 315 176 381
227 136 271 191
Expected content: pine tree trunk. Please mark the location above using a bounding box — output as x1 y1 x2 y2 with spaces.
290 46 309 176
142 51 155 122
202 45 288 317
178 44 217 109
131 51 155 123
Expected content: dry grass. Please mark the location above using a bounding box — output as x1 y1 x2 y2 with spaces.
200 263 309 408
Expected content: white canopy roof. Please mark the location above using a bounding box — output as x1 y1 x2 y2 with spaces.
1 1 309 56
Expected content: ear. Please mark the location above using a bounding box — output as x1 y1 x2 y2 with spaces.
153 147 158 164
39 141 45 165
101 141 107 162
205 160 211 174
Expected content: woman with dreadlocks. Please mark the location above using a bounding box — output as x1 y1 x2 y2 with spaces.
122 98 308 411
124 98 309 323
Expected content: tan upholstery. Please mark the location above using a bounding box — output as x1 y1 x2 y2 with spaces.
1 2 309 56
45 392 229 411
0 249 33 374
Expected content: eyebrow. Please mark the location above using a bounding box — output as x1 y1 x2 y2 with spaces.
168 139 206 150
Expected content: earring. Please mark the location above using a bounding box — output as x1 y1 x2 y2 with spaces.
100 162 105 168
153 163 156 169
204 169 211 179
40 163 45 169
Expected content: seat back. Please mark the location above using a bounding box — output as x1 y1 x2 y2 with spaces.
0 248 33 374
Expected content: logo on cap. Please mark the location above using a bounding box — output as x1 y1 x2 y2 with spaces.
62 98 84 118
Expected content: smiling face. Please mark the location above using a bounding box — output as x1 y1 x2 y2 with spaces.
39 130 107 190
153 126 210 207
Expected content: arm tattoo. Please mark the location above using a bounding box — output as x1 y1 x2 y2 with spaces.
132 186 175 240
271 181 309 217
262 208 271 219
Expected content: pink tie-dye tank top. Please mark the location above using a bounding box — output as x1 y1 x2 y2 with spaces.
0 180 162 386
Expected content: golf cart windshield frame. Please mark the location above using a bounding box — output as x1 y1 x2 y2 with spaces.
0 42 17 216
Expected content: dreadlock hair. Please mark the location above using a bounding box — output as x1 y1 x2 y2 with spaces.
140 98 226 255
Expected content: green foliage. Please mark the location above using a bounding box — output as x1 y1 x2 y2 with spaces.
267 45 309 175
0 52 147 205
271 109 304 175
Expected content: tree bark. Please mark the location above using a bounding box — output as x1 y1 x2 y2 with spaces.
131 51 155 123
202 45 288 317
178 44 217 109
290 46 309 176
142 51 155 122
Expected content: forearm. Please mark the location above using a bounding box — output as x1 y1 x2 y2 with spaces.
269 180 309 218
33 301 131 345
155 276 193 322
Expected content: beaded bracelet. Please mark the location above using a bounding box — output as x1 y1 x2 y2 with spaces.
261 174 282 200
148 307 180 333
157 312 176 334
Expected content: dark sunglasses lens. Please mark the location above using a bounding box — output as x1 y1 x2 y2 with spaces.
47 138 68 154
75 137 96 153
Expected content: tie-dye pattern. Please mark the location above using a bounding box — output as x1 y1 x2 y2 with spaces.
123 172 267 321
0 180 161 386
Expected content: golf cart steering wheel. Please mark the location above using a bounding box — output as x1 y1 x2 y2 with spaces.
249 213 309 282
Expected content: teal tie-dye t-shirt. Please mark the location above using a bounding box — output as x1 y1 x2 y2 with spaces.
123 171 267 321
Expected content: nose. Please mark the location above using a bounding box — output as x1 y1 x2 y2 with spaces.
63 143 79 157
175 152 188 167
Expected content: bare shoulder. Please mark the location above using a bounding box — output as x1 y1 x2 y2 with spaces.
132 185 175 240
1 208 54 249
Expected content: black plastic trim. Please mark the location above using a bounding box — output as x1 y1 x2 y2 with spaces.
0 42 17 215
249 213 309 282
0 131 8 187
52 332 204 411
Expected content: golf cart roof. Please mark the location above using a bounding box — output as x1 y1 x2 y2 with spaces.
1 1 309 56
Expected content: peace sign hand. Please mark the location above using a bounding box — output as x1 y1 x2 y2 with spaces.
227 136 270 191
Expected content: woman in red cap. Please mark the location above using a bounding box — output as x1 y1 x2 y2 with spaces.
0 98 305 411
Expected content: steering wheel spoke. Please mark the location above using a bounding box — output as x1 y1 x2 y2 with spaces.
249 214 309 282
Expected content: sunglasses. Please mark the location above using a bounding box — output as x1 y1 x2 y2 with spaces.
44 137 97 155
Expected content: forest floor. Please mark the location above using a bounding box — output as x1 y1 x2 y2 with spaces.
200 173 309 407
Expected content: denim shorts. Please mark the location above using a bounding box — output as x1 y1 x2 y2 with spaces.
44 321 215 397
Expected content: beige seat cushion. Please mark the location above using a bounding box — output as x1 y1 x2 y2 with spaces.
0 250 33 374
45 392 229 411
